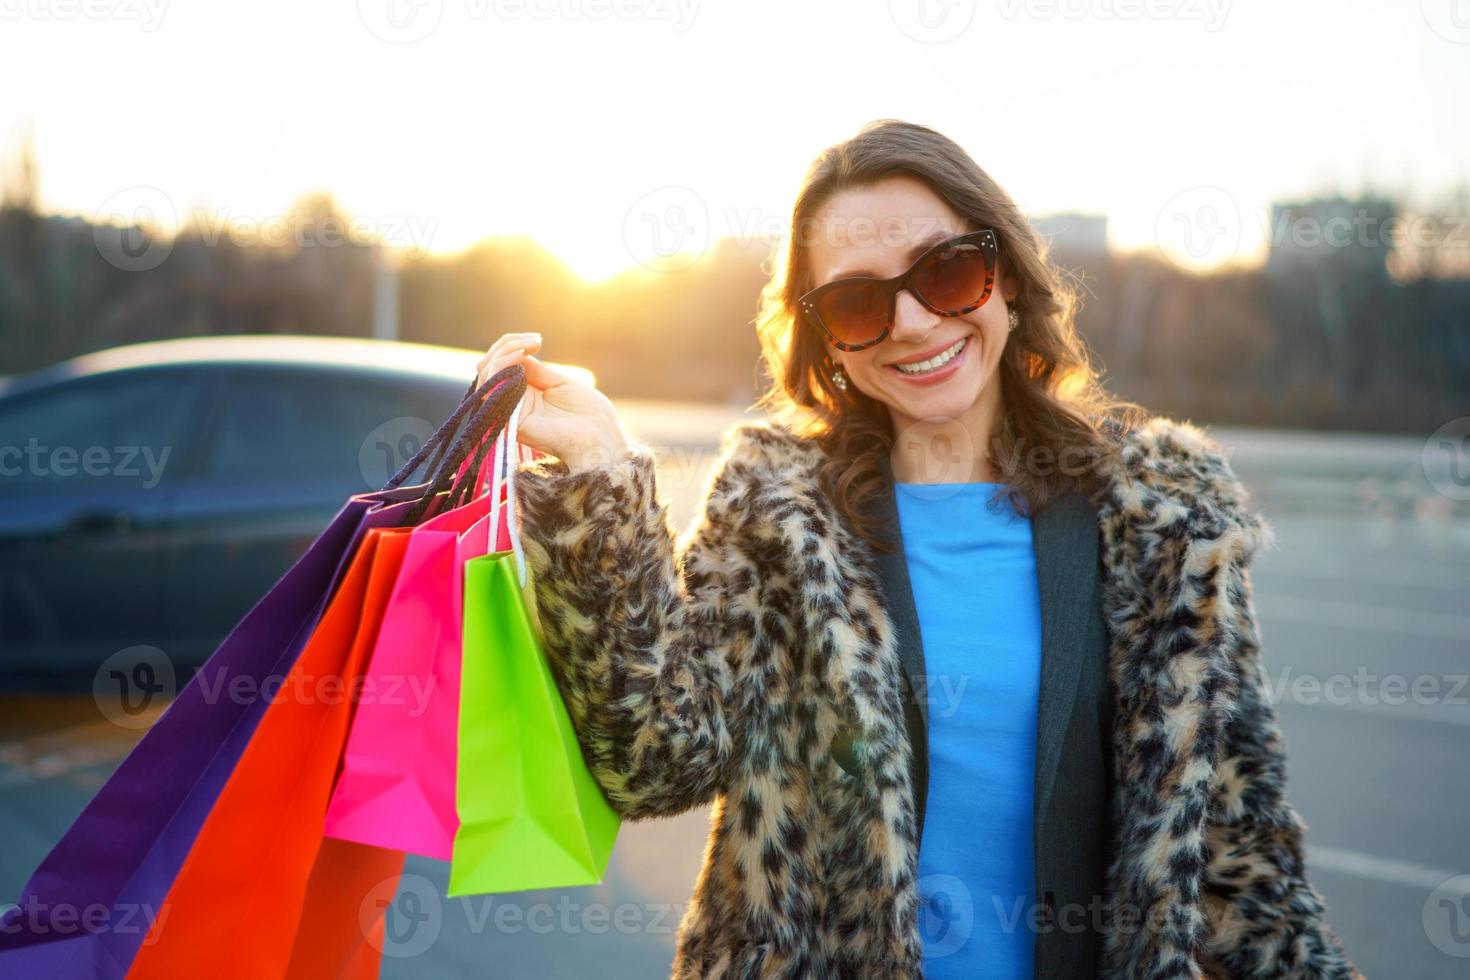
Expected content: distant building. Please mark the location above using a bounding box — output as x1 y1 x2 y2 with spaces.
1262 195 1399 361
1265 195 1396 279
1031 212 1109 257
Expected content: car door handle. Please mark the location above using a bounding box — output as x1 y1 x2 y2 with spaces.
66 510 134 534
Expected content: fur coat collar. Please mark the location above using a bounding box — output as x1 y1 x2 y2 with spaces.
514 415 1358 979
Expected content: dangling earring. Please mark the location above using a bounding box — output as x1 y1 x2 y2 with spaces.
1008 308 1020 332
831 363 849 392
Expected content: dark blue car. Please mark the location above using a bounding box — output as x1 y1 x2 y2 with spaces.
0 335 493 688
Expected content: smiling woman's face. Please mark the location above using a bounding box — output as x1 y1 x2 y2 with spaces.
806 175 1016 435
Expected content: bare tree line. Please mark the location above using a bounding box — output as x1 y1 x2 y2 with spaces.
0 136 1465 433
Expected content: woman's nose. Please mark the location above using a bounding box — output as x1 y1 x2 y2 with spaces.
888 290 939 344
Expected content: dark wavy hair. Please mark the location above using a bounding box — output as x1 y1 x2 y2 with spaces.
755 119 1141 549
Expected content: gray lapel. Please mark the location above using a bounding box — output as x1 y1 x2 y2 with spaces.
863 462 1100 858
1029 492 1102 843
1030 491 1112 978
865 453 931 849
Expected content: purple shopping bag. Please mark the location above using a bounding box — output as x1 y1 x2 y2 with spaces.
0 365 526 980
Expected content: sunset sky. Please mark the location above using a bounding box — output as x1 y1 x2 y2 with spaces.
2 0 1466 279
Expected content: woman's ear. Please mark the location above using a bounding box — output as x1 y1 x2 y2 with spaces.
998 259 1021 304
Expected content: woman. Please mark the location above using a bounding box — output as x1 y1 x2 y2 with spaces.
476 120 1358 979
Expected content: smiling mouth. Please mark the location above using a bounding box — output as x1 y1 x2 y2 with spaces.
891 336 969 376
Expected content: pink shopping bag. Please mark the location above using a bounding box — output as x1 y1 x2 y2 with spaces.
322 414 532 860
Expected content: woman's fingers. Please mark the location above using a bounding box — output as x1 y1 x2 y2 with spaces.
477 333 542 385
485 334 539 373
520 355 571 391
478 332 538 373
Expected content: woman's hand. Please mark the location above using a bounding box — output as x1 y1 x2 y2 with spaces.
477 333 629 474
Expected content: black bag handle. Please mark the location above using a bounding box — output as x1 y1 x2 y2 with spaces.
441 399 510 513
383 365 519 492
438 383 518 512
399 368 527 525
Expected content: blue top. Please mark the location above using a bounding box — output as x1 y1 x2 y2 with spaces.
894 481 1042 979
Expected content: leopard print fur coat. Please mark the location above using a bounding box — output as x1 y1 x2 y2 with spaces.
512 414 1358 979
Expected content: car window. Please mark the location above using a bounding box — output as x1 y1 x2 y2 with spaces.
208 370 459 485
0 370 203 493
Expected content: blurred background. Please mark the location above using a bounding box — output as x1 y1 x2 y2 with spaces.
1 0 1468 977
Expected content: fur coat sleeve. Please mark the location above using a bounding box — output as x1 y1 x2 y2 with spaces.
511 427 800 823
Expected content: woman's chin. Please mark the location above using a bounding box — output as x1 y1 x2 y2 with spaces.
882 376 986 427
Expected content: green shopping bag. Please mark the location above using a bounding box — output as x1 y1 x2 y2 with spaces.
448 551 622 896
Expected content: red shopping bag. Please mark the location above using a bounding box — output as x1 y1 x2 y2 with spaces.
127 527 411 979
282 837 405 980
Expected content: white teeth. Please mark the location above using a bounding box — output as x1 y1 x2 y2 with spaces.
894 337 967 375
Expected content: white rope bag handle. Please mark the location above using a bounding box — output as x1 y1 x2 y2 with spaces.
486 397 527 587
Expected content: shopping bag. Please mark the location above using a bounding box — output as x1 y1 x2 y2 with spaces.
281 837 405 980
130 367 526 978
0 486 421 980
446 551 622 896
0 364 525 980
322 429 525 860
126 526 411 978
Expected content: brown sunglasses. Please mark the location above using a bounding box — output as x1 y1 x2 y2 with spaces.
798 228 999 351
